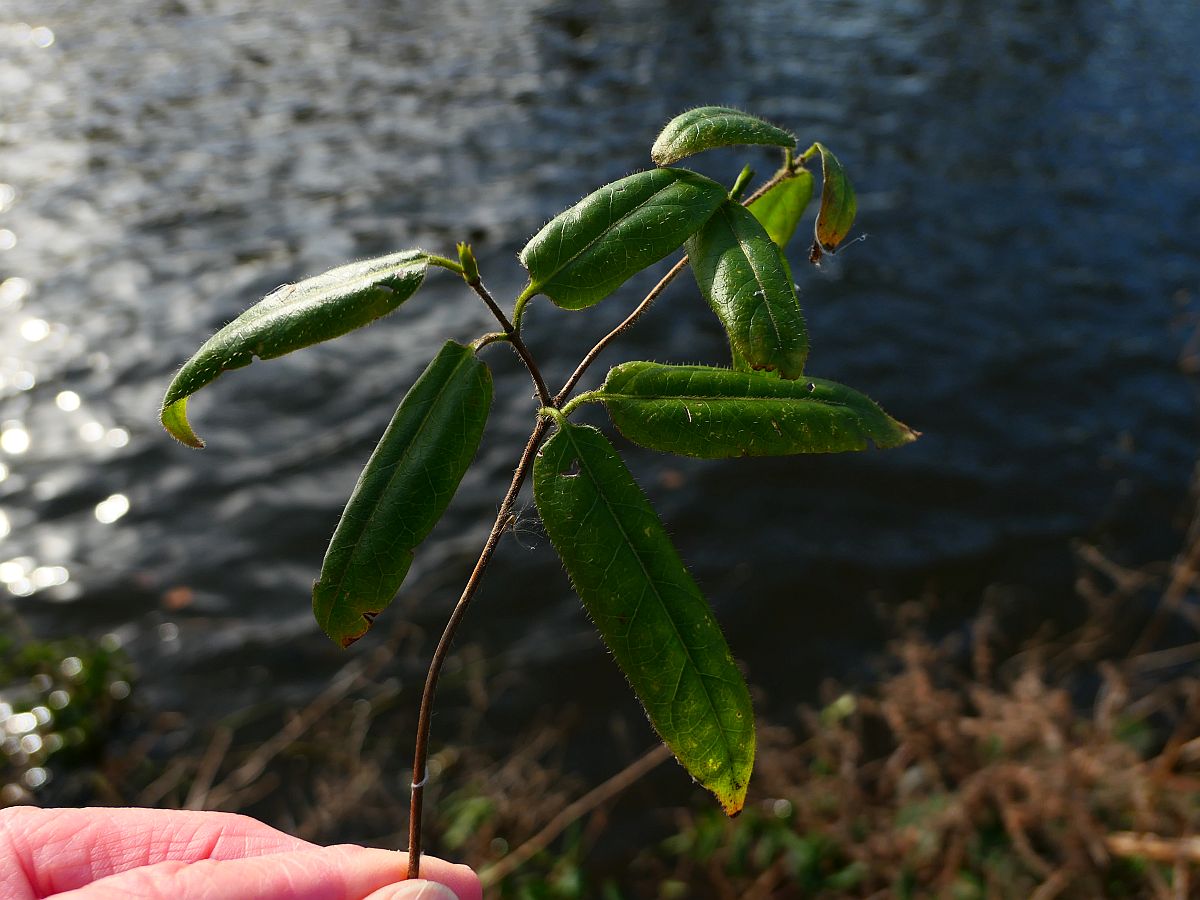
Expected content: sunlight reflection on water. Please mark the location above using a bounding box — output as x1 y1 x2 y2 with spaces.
0 0 1197 739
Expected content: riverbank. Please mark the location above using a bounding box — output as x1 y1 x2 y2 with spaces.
5 508 1200 898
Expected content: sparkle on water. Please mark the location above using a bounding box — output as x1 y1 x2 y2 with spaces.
0 424 30 455
54 391 80 411
1 22 55 48
0 277 29 306
19 318 50 342
79 421 105 442
94 493 130 524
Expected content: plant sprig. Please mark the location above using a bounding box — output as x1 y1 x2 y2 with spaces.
160 105 915 877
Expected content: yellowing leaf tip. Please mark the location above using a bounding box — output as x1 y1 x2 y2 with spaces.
161 398 205 449
716 781 748 817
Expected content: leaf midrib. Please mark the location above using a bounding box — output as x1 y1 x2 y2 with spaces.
531 173 694 292
560 424 741 777
600 391 857 413
316 350 476 631
231 255 425 329
164 260 426 408
722 204 787 352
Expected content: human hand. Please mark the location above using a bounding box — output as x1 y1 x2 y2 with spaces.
0 806 481 900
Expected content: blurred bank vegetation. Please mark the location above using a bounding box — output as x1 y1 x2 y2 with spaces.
5 495 1200 899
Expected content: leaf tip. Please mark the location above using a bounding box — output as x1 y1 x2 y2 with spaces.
337 610 380 648
313 578 386 649
714 776 749 817
884 420 921 448
160 398 205 449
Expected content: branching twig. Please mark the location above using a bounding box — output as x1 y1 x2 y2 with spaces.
479 743 672 887
183 725 232 810
468 278 552 408
553 162 797 405
555 256 690 405
206 646 391 807
1105 831 1200 864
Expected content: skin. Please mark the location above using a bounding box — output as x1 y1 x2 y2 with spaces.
0 807 480 900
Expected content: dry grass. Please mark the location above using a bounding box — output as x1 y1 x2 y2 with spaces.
12 470 1200 898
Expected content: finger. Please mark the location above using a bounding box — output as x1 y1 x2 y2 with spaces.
0 806 314 899
368 860 482 900
362 880 461 900
50 844 408 900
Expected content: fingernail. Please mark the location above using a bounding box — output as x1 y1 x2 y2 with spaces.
373 880 460 900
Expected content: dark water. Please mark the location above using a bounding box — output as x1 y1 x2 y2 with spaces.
2 0 1199 772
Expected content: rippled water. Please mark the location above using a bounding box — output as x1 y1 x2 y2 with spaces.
2 0 1199 751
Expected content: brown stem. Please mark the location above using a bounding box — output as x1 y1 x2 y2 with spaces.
407 168 799 876
468 278 553 408
555 256 690 405
406 250 684 873
407 416 551 878
742 162 800 207
553 166 793 405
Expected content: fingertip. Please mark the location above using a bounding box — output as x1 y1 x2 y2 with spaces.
340 848 480 900
393 854 481 900
436 863 482 900
363 879 460 900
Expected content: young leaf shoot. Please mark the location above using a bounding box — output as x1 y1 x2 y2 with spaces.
688 201 809 377
161 106 914 877
651 106 796 166
518 168 726 310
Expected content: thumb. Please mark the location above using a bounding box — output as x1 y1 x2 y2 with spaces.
364 880 461 900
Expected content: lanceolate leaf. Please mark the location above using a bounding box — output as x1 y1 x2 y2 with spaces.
749 169 814 248
595 362 917 458
161 250 428 448
651 106 795 166
688 201 808 378
313 341 492 648
519 168 726 311
534 421 754 815
813 143 857 254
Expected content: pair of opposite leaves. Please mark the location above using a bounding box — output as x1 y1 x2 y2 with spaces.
160 106 913 815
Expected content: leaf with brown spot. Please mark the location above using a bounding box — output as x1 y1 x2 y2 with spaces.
313 341 492 647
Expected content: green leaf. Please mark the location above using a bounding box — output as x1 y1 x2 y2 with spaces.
749 170 814 248
813 144 856 255
519 168 726 310
534 421 754 814
161 250 428 448
313 341 492 648
651 106 795 166
687 201 808 378
594 362 918 458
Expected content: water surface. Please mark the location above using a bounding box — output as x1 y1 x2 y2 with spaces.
2 0 1198 775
